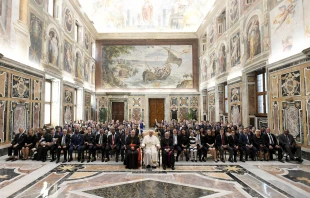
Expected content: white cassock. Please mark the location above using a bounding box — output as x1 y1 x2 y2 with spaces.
142 135 160 166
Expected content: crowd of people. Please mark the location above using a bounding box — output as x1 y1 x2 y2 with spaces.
6 119 303 170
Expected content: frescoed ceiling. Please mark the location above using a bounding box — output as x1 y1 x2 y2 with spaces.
79 0 216 33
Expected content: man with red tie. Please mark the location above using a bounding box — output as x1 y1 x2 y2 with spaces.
106 127 120 162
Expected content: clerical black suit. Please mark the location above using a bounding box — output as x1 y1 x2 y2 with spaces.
56 134 70 161
161 138 175 169
125 136 140 169
84 133 96 161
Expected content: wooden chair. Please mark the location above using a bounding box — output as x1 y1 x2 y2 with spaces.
141 130 161 167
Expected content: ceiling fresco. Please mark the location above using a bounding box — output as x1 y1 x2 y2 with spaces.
79 0 216 33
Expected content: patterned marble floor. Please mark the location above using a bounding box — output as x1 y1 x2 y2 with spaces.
0 156 310 198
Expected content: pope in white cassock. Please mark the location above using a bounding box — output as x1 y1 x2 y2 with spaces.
141 130 160 168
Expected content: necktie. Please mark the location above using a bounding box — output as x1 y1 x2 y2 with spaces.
125 135 127 143
269 134 273 145
221 135 224 145
174 135 177 145
112 135 115 145
62 136 65 146
286 135 289 143
246 135 249 144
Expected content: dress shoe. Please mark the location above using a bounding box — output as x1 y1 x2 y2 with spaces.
116 158 118 162
62 160 67 163
297 158 303 163
12 158 18 161
105 158 109 162
56 159 59 163
234 159 237 162
241 159 245 162
221 159 225 163
152 166 156 169
191 160 194 162
199 159 202 162
195 160 197 162
163 166 166 170
146 165 151 168
81 159 84 163
50 159 55 162
77 158 80 162
229 159 233 163
6 157 13 161
121 158 124 162
68 158 72 162
176 158 178 162
91 158 96 162
87 159 90 163
102 159 104 162
171 167 175 170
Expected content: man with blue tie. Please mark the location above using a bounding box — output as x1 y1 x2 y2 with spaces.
68 129 84 162
239 128 257 161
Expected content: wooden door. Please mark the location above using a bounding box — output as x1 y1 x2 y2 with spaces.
112 102 124 122
149 99 165 127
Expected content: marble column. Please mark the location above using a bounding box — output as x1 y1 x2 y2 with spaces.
214 85 220 122
14 0 31 62
51 79 61 126
241 74 248 127
76 88 84 121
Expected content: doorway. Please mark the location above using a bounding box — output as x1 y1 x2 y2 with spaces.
149 99 165 127
112 102 124 122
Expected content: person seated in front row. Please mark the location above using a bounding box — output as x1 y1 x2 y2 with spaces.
253 130 269 161
141 130 160 169
161 132 175 170
56 129 70 163
106 127 120 162
6 128 26 161
94 129 108 162
189 131 198 162
216 128 233 162
180 129 189 161
196 130 207 162
68 129 84 162
172 129 181 162
125 130 140 169
205 129 218 162
239 128 257 161
228 130 241 162
263 128 283 162
278 129 303 162
84 127 96 163
21 129 36 160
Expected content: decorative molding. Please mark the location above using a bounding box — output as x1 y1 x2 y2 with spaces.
97 32 198 40
268 52 310 73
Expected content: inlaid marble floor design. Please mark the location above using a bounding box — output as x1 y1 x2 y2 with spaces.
0 156 310 198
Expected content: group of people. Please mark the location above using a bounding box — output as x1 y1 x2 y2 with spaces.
6 119 303 170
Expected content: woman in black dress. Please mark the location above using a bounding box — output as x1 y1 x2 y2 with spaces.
22 129 37 160
205 129 218 162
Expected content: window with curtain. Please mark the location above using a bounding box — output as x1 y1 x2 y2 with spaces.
44 81 52 125
256 72 268 115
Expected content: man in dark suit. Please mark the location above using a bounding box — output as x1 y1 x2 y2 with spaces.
228 130 241 162
6 128 26 161
196 130 207 162
180 129 189 161
216 129 233 162
84 127 96 163
120 129 129 162
94 129 107 162
263 128 283 162
161 132 175 170
106 127 120 162
50 128 60 162
56 129 70 163
68 130 84 162
278 129 303 162
239 128 257 161
172 129 182 162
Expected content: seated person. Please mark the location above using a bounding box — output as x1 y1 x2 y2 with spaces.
172 129 181 162
125 130 140 169
180 129 189 161
6 128 26 161
22 129 36 160
56 129 70 163
279 129 303 162
253 129 269 161
216 129 233 162
239 128 257 161
120 129 130 162
161 132 175 170
228 130 241 162
141 130 160 168
205 129 217 162
106 127 120 162
84 127 96 163
68 130 84 162
36 129 54 162
196 130 207 162
94 129 108 162
189 131 198 162
263 128 283 162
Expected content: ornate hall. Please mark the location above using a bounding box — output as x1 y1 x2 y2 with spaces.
0 0 310 197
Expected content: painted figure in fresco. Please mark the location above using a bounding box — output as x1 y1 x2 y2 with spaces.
84 60 89 82
85 33 89 49
231 105 241 126
75 53 82 78
142 0 153 22
29 14 42 63
35 0 43 5
218 45 226 73
230 0 239 23
202 58 207 81
248 19 260 60
64 42 72 73
48 31 58 66
231 34 240 66
273 1 296 31
208 25 215 44
65 9 73 32
282 36 293 52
